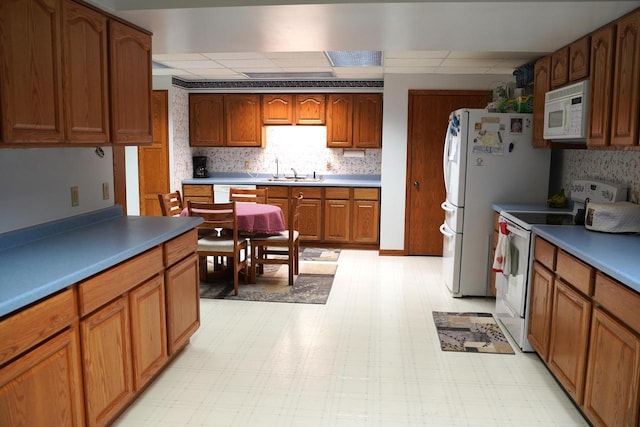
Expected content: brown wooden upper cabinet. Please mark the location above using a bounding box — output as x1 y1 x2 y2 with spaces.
532 56 551 148
550 47 569 89
224 94 263 147
327 93 382 148
569 37 591 81
0 0 151 146
262 94 326 125
189 94 225 146
587 25 615 148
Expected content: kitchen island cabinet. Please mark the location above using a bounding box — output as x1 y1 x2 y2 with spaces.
529 230 640 427
0 207 201 426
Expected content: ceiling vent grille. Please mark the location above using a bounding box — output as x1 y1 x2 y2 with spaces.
325 51 382 67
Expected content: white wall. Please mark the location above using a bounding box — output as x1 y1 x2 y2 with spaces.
0 147 114 233
379 73 513 251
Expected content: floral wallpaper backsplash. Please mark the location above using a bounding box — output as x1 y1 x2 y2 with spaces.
171 87 192 191
192 126 382 178
560 149 640 203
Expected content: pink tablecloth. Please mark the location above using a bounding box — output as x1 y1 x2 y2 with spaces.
181 202 285 234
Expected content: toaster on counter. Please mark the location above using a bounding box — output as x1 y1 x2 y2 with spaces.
585 201 640 233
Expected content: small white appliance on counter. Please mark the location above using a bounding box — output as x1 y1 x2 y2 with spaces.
495 179 628 352
439 108 551 297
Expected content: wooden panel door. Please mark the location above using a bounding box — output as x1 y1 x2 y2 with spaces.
0 0 64 143
262 94 293 125
405 90 490 255
109 20 153 144
532 56 551 148
0 328 84 427
550 47 569 88
165 254 200 355
189 94 225 146
63 0 109 144
295 94 325 124
326 94 353 147
81 296 133 426
353 93 382 148
324 199 351 243
587 26 615 148
138 90 170 215
527 262 555 360
611 10 640 147
584 308 640 427
547 280 591 405
225 94 262 147
129 276 168 390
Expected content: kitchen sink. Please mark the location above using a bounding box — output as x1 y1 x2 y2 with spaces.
264 176 323 182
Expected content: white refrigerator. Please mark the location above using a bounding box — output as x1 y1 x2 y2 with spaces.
439 109 551 297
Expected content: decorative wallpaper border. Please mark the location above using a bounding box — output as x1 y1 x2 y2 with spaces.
172 77 384 89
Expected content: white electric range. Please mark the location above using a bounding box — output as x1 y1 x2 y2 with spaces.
495 179 628 351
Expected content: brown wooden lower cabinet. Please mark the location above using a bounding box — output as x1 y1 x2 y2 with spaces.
182 184 213 204
531 236 640 426
0 229 200 427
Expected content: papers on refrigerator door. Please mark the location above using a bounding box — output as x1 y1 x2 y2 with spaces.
472 117 506 155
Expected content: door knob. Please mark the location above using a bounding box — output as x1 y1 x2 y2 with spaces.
413 181 419 187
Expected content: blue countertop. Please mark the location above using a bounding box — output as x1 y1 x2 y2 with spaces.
182 173 381 188
0 206 202 318
492 203 640 294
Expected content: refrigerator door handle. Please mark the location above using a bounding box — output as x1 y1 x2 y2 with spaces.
439 223 455 237
443 125 453 196
441 201 456 212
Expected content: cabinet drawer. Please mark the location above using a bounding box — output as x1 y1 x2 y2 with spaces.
78 246 163 316
0 288 76 366
182 184 213 197
556 250 594 296
534 236 557 270
354 188 379 200
296 187 322 199
325 187 350 199
164 229 197 267
594 272 640 335
264 186 288 198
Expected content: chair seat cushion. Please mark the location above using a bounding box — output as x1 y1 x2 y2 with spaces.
198 235 246 253
251 230 298 243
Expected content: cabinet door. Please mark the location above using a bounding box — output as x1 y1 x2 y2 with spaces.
109 20 153 144
588 26 615 148
0 0 64 143
547 280 591 405
353 94 382 148
63 0 109 144
532 56 550 148
294 94 326 124
225 94 262 147
352 200 379 243
262 94 293 125
81 296 133 426
0 328 84 427
183 184 214 204
324 199 351 243
298 198 323 241
326 94 353 147
611 10 640 147
129 276 168 390
527 262 555 360
165 253 200 355
584 308 640 427
189 94 224 146
569 36 590 82
550 47 569 88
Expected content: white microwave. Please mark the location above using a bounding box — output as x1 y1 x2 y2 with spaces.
543 80 589 142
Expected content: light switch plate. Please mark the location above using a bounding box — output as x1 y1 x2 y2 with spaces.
102 182 110 200
71 186 79 207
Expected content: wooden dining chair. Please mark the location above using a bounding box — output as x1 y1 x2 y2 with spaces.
229 187 268 204
158 191 184 216
250 192 303 286
188 201 248 295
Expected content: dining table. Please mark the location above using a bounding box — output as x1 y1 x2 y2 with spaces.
181 201 286 235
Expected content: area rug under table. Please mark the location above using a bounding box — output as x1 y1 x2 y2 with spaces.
200 262 337 304
300 247 340 262
432 312 515 354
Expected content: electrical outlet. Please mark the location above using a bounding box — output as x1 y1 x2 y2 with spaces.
102 182 110 200
245 161 250 170
71 186 79 207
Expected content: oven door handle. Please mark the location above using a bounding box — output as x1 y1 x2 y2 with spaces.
505 223 529 239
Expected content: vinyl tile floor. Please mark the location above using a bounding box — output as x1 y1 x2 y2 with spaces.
114 250 588 427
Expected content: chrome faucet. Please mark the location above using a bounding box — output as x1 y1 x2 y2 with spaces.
274 158 279 177
291 167 298 178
